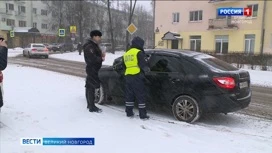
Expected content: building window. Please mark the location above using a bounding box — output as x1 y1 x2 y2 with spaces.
244 34 255 54
42 24 48 29
189 10 202 21
5 3 14 12
247 4 258 17
215 35 229 54
33 8 37 14
190 36 201 51
52 24 57 30
19 20 26 27
33 22 37 28
172 12 180 23
6 19 15 26
41 9 48 16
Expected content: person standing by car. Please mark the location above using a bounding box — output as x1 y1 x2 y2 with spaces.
77 42 82 55
83 30 104 113
0 36 8 110
122 36 150 119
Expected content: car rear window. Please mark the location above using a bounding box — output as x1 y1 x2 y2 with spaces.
32 45 45 48
196 55 238 71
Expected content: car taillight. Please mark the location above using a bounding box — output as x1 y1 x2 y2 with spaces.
32 49 37 51
0 72 3 83
213 77 235 89
44 48 48 52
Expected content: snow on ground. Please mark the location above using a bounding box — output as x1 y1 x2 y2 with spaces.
8 48 23 57
50 51 272 88
50 51 124 65
1 65 272 153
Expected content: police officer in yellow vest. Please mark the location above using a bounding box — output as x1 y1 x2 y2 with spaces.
122 36 150 119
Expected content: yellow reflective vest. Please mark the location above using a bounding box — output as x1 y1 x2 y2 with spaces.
123 48 141 75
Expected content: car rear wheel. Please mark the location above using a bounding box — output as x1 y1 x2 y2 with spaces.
94 84 105 105
172 95 201 123
28 52 32 58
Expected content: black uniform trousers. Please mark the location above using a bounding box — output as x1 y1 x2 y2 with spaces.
85 74 100 109
125 74 147 117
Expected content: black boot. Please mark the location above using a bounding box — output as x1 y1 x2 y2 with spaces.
126 107 134 117
86 88 102 113
139 108 149 120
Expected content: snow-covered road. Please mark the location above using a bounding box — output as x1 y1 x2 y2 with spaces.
1 65 271 153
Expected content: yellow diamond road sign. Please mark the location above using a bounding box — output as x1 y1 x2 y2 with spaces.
127 23 137 34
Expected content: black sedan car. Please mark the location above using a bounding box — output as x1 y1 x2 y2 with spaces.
96 49 251 123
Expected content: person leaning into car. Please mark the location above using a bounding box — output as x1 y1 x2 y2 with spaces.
83 30 105 113
0 36 8 109
122 36 150 119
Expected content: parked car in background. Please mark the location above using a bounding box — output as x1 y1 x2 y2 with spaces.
23 43 49 58
96 49 251 123
51 43 62 52
44 43 52 51
60 42 74 52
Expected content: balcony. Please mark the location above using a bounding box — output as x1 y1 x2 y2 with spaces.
208 18 239 30
208 0 239 4
15 11 26 17
14 0 26 4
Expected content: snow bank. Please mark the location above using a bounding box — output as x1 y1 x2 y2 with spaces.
0 65 272 153
8 48 23 57
50 51 124 65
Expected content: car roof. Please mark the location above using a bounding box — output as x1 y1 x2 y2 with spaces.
31 43 45 46
145 49 205 57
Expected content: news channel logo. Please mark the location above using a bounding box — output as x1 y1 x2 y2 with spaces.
21 138 95 146
218 8 252 17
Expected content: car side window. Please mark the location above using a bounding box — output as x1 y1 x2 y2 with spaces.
148 55 182 73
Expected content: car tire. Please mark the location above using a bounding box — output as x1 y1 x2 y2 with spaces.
172 95 201 123
45 55 49 59
28 52 32 58
95 84 105 105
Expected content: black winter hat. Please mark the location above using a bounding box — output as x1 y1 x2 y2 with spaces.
90 30 102 38
131 36 144 49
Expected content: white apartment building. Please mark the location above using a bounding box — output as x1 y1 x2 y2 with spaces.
0 0 56 47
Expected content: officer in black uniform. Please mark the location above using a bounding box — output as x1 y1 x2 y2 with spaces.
83 30 104 113
122 36 150 119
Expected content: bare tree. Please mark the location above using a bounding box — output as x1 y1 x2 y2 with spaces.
106 0 115 54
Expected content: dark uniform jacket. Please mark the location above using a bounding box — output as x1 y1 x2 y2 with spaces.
83 39 103 88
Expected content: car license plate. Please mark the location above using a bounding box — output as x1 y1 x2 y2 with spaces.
239 81 248 89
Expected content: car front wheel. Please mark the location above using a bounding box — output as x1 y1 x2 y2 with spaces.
94 84 105 105
172 95 201 123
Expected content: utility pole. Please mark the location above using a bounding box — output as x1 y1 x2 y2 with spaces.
260 0 267 55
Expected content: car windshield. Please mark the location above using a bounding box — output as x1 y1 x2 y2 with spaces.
196 55 238 71
32 45 45 48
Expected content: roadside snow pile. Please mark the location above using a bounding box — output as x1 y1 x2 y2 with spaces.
8 48 23 57
243 69 272 87
50 51 124 65
1 64 272 153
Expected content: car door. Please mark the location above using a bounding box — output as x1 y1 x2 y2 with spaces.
109 52 153 98
146 53 185 105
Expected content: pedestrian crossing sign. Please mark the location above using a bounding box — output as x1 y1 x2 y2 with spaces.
59 29 65 37
10 31 14 37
